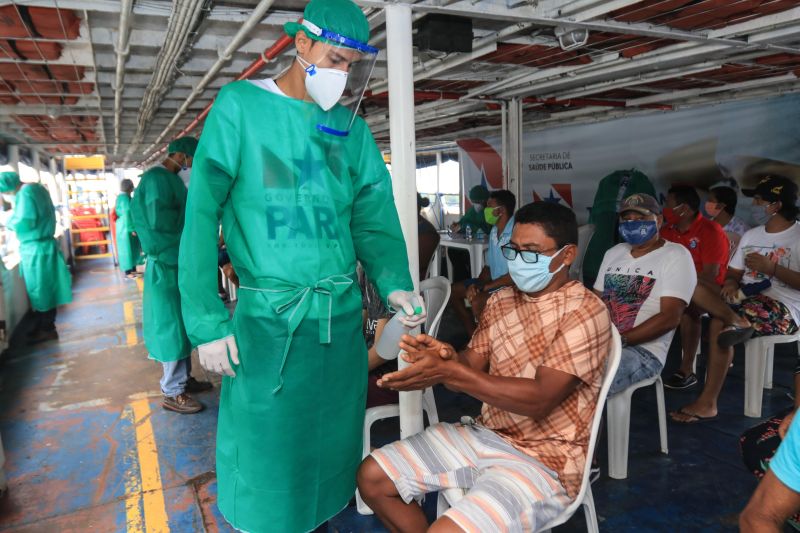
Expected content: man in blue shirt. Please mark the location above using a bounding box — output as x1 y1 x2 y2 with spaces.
741 407 800 531
450 189 515 336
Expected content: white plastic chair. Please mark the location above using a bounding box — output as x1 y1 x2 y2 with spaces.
218 266 238 302
570 224 596 282
356 276 451 515
743 332 800 418
437 327 622 533
606 374 668 480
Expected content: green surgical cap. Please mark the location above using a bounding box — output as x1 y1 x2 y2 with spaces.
168 136 198 157
284 0 370 46
469 185 490 203
0 171 21 193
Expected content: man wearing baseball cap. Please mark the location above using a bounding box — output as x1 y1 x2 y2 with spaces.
593 193 697 396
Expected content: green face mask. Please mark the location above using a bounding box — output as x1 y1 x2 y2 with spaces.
484 207 500 225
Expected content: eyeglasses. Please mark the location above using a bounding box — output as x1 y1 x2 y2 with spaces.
501 244 559 264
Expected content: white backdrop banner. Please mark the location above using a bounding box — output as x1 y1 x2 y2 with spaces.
458 94 800 224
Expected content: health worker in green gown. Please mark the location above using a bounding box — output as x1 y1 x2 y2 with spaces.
130 137 211 415
0 170 71 344
114 178 143 277
178 0 426 530
450 184 491 235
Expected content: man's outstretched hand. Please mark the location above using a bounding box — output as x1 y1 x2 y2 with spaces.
398 333 457 360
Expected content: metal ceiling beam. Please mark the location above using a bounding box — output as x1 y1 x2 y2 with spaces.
369 21 534 94
112 0 134 154
353 0 800 53
707 7 800 39
6 1 300 24
748 25 800 46
72 10 107 155
551 58 758 100
496 44 768 99
129 0 210 159
362 1 800 110
539 0 647 21
625 72 800 106
89 27 286 56
139 0 280 160
95 72 229 89
462 51 620 99
98 86 218 100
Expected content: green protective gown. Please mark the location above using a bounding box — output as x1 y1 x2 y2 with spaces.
7 183 72 311
114 193 143 272
130 166 191 363
457 206 490 235
179 80 413 533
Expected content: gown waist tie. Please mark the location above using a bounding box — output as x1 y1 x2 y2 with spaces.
239 273 355 394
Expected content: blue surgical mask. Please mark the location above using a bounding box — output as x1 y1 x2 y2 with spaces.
751 202 774 226
508 246 566 293
618 219 658 245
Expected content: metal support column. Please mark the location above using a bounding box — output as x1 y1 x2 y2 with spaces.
7 145 19 175
507 97 523 203
31 150 40 183
386 2 424 440
501 101 509 189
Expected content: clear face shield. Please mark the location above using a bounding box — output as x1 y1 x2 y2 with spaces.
297 20 378 137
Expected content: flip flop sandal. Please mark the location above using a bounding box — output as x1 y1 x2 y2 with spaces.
669 408 718 424
718 325 755 348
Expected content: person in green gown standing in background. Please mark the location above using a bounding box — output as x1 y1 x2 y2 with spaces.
114 178 142 278
131 137 211 415
450 184 491 235
0 170 71 344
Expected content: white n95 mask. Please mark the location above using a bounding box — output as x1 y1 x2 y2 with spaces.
178 167 191 188
297 55 348 111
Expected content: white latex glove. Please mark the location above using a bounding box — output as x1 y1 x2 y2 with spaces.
198 335 239 377
388 290 427 327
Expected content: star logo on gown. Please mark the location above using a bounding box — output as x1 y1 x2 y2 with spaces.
293 146 329 190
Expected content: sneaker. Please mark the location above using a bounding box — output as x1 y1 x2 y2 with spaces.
589 466 600 484
664 371 698 390
27 329 58 345
162 393 203 414
185 377 212 393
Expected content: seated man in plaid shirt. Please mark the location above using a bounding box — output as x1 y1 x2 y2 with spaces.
357 202 612 532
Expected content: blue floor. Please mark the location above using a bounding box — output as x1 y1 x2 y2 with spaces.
0 260 789 531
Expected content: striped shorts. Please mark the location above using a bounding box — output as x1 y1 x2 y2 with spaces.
370 421 570 532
